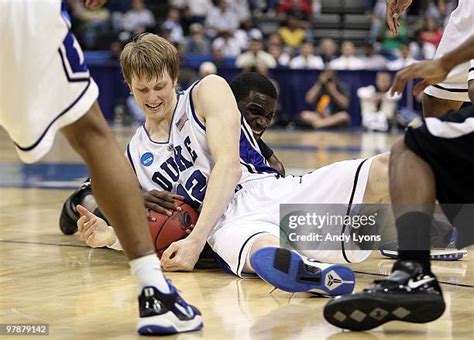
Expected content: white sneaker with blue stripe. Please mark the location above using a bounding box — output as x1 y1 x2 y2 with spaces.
250 247 355 296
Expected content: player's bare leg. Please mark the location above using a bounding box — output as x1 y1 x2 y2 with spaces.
62 102 203 334
247 234 355 296
389 138 436 219
363 153 390 204
422 93 462 118
324 138 445 330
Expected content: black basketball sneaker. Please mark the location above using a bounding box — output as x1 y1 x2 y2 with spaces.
59 179 93 235
324 260 445 331
137 283 203 335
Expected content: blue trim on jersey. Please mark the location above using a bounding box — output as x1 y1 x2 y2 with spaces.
141 92 182 144
58 46 90 83
188 82 206 131
126 143 137 175
239 129 279 175
60 0 72 28
241 115 257 148
14 79 92 151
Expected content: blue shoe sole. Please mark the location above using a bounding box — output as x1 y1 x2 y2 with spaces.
251 247 355 296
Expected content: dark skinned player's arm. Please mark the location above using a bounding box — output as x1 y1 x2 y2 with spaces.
391 35 474 96
257 139 285 176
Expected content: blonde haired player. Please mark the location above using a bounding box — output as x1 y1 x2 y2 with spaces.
0 0 201 335
78 33 391 296
386 0 474 116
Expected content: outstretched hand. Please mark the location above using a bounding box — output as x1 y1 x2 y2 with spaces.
77 204 116 248
390 59 450 96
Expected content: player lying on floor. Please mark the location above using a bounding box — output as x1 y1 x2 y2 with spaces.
59 72 285 234
64 74 464 264
71 33 391 297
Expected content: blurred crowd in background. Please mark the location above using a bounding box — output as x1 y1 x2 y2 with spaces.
67 0 458 132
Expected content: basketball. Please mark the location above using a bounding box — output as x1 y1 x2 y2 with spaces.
148 202 198 258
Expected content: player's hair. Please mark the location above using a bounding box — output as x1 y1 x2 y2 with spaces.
120 33 179 85
230 72 277 103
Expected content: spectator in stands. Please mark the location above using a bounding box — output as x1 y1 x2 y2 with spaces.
387 43 417 70
106 0 131 33
210 47 225 68
177 6 194 36
235 19 263 51
205 0 240 39
277 15 306 50
199 61 217 78
425 0 457 28
319 38 338 64
362 42 387 70
162 7 184 45
210 47 235 68
253 62 281 96
357 71 401 132
289 41 324 69
268 33 284 47
68 0 111 49
369 0 387 42
329 41 365 70
300 68 351 129
415 16 443 59
276 0 312 29
236 38 276 70
184 23 210 55
268 44 291 67
173 0 213 23
121 0 156 35
232 0 251 24
212 31 242 57
380 20 407 57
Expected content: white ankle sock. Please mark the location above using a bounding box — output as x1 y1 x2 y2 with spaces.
130 254 171 294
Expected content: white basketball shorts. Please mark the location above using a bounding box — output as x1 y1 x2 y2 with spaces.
424 0 474 102
0 0 99 163
208 157 374 277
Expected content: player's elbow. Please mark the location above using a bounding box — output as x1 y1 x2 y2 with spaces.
222 160 242 182
230 164 242 182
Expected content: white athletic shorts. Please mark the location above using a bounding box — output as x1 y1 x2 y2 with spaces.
424 0 474 102
0 0 99 163
208 157 374 277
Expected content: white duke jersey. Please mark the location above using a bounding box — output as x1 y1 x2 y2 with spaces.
126 83 279 209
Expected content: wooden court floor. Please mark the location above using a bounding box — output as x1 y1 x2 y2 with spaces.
1 127 473 339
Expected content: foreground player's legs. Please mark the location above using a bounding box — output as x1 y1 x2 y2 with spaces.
245 234 355 296
62 103 202 334
323 139 445 331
